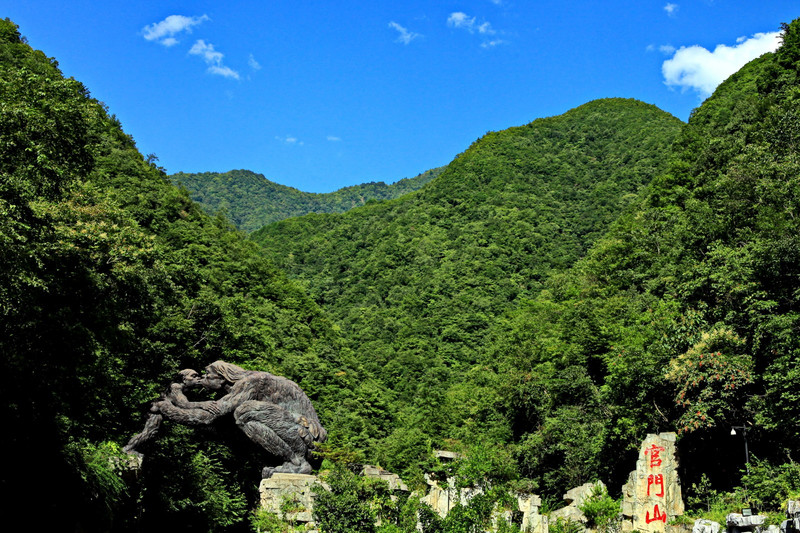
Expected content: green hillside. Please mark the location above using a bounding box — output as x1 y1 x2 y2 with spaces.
171 167 443 232
252 97 684 478
478 22 800 499
0 18 363 531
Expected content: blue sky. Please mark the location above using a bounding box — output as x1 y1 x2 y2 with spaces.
3 1 798 192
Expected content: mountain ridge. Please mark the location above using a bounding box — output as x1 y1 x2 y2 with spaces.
171 166 443 232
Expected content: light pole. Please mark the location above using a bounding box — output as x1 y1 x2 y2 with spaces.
730 425 750 475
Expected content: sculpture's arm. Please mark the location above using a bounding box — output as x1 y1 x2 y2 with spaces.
153 399 222 425
154 384 248 424
123 413 163 455
166 383 218 412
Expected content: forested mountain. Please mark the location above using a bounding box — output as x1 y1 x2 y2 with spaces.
252 98 684 479
171 167 443 232
0 19 366 531
253 19 800 508
487 21 800 499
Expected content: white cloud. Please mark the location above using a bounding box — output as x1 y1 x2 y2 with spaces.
448 11 504 48
481 39 506 49
662 31 782 96
664 3 678 16
143 14 209 46
327 136 342 142
276 135 303 145
447 12 496 35
208 65 240 79
248 54 261 70
659 44 676 55
189 40 240 80
389 21 421 45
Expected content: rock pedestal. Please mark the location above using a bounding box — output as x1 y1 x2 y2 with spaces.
621 433 684 533
259 473 323 525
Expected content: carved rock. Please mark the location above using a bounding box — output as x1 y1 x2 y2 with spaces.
621 432 684 533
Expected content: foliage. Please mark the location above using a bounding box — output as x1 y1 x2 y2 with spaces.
312 464 378 533
548 518 584 533
578 484 620 532
741 458 800 511
684 474 748 524
172 167 443 232
665 328 753 433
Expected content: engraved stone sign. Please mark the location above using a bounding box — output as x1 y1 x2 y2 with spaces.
621 432 684 532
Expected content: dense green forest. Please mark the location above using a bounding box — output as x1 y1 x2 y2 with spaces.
171 167 443 232
6 12 800 533
0 19 370 531
252 97 684 480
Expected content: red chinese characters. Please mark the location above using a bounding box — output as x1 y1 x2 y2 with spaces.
645 444 665 468
643 443 668 526
647 474 664 497
646 504 667 524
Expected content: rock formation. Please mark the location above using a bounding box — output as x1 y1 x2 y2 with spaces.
621 432 684 532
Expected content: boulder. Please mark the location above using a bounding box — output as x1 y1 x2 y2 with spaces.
550 481 608 524
726 513 766 529
692 519 720 533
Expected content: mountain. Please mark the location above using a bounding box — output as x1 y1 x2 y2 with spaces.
170 167 443 232
0 18 360 531
252 97 684 478
488 22 800 498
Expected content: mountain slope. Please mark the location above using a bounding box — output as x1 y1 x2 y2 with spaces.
252 98 683 472
0 19 360 531
171 167 443 232
489 21 800 499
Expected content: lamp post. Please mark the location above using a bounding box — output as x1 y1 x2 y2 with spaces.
730 425 750 475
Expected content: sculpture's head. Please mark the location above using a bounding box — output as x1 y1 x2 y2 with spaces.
177 369 203 388
202 360 249 389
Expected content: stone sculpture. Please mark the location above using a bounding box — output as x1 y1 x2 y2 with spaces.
124 361 327 478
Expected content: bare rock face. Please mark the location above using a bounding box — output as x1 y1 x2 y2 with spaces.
621 433 684 532
421 473 484 517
